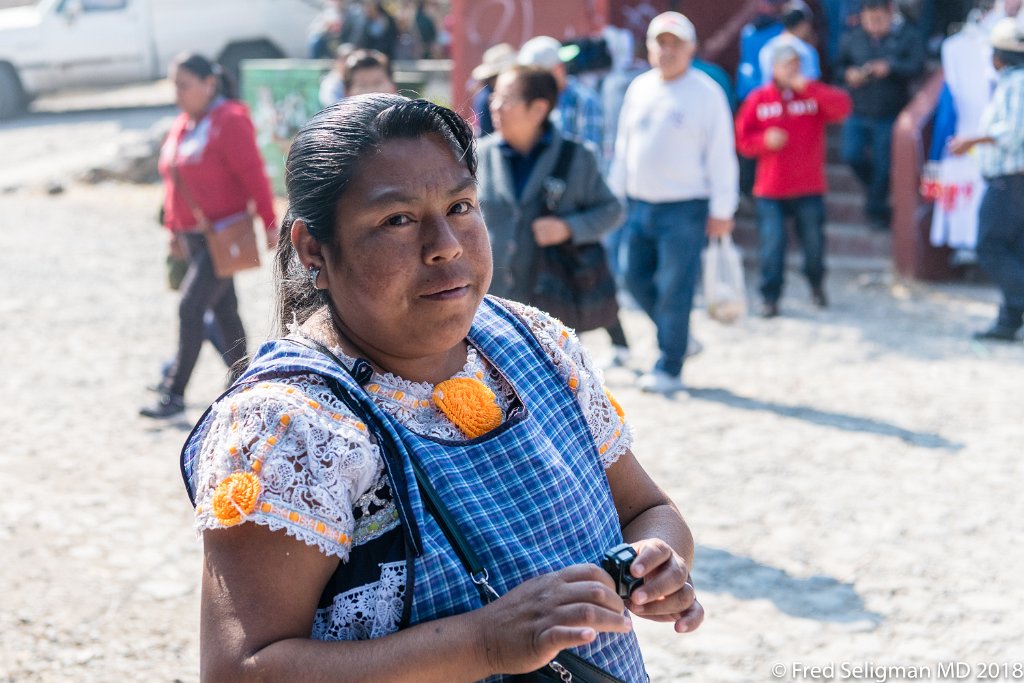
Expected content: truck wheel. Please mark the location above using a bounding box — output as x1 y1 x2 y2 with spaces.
0 64 27 121
218 41 284 92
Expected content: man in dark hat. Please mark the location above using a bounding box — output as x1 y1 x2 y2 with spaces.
949 16 1024 341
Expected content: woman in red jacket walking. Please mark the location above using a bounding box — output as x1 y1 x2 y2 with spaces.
141 53 277 418
736 44 852 318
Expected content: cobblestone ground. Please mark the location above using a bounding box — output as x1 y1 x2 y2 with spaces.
2 183 1022 682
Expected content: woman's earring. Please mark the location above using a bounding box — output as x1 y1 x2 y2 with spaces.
309 265 321 290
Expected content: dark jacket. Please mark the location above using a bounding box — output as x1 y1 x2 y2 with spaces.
835 22 925 119
477 133 623 304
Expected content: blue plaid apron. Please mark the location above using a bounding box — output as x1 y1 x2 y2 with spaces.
181 297 648 682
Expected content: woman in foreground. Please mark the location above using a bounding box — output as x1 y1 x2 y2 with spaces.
182 94 702 682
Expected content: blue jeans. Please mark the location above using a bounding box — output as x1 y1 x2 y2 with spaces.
757 195 826 303
603 223 627 281
624 198 708 377
841 115 895 220
978 175 1024 330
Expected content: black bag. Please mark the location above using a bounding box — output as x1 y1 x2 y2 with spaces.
531 140 620 333
514 651 626 682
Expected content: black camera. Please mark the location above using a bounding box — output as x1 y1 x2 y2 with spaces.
601 543 643 599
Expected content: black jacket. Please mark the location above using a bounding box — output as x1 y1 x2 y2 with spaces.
836 22 925 119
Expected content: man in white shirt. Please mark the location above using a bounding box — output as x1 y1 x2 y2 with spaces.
609 11 739 394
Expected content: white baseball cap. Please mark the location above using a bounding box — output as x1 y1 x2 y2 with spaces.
518 36 581 69
647 11 697 44
769 40 801 67
472 43 517 81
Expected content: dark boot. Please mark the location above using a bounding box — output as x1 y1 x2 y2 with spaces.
972 324 1020 342
140 391 185 418
811 285 828 308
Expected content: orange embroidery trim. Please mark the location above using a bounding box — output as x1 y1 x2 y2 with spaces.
432 377 502 439
604 387 625 419
212 472 262 526
258 500 351 546
366 382 433 410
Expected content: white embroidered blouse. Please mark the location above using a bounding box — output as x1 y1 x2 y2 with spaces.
190 302 632 639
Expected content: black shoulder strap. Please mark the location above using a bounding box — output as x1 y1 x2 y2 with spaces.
542 138 578 214
550 138 577 183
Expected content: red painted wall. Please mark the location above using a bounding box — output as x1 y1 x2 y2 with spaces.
450 0 757 118
450 0 610 117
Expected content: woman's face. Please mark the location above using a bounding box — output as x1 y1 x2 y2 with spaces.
323 134 492 362
490 71 547 141
171 65 216 118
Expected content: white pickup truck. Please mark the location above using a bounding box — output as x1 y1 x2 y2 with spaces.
0 0 323 118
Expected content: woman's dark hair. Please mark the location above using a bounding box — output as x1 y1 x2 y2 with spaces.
171 52 237 100
504 65 559 116
342 49 393 90
275 94 477 332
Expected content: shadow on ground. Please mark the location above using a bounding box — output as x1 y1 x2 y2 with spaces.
688 387 963 452
694 546 883 625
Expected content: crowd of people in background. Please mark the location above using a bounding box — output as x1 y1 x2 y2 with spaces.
141 0 1024 417
453 0 1024 395
308 0 447 62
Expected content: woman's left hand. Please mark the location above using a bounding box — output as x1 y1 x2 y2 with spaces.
624 538 704 634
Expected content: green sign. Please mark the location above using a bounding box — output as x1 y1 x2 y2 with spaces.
241 59 326 196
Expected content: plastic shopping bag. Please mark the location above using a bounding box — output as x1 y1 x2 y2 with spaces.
703 234 747 324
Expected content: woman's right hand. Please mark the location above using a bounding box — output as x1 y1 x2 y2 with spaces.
471 563 632 676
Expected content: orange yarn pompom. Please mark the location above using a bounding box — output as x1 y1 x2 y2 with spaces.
432 377 502 439
604 387 625 419
211 472 262 526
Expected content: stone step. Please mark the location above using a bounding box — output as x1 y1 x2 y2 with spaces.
826 190 870 225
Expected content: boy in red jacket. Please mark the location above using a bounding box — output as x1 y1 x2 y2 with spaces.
736 44 852 317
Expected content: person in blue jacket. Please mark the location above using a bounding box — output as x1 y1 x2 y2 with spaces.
737 0 787 102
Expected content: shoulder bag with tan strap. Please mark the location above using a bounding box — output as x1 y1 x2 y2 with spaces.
171 164 261 279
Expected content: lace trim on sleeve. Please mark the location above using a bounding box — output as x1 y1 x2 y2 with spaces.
312 560 407 641
501 300 633 467
191 375 384 560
